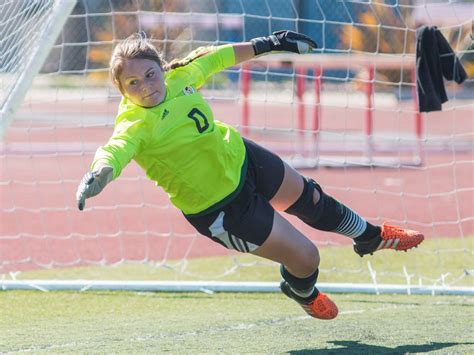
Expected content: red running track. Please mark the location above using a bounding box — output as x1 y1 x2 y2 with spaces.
1 99 472 273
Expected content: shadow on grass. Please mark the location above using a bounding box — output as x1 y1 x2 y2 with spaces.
289 340 473 354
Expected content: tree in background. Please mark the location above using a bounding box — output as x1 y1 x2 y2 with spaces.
341 3 415 90
340 2 472 90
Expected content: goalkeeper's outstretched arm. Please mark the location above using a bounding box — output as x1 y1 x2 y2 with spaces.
76 165 114 211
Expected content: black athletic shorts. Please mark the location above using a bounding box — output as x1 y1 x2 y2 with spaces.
184 138 285 253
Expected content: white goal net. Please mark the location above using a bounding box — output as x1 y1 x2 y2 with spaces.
1 0 473 294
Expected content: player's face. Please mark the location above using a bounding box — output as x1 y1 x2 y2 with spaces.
119 58 166 108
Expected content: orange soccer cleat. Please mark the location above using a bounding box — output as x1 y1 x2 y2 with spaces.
353 223 424 257
280 281 338 320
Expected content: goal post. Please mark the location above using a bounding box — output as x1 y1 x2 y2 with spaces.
0 0 77 138
0 0 473 295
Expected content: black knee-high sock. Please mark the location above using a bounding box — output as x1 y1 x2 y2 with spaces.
280 265 319 301
285 178 381 241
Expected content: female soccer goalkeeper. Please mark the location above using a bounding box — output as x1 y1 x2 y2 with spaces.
76 31 424 320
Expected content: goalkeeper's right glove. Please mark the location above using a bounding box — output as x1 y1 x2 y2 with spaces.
76 166 113 211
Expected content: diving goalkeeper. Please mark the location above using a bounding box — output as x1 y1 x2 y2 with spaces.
76 31 424 320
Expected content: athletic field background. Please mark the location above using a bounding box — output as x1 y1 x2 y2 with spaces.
1 91 472 272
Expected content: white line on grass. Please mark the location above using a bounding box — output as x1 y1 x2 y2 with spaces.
131 304 413 343
4 342 80 353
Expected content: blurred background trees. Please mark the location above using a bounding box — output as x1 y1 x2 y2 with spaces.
39 0 472 86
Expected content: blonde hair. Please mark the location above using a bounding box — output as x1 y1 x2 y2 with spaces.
110 32 213 92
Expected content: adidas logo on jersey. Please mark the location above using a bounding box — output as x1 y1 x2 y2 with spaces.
161 109 169 120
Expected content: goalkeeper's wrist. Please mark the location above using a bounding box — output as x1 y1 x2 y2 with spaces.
250 35 279 56
97 166 114 185
91 165 114 187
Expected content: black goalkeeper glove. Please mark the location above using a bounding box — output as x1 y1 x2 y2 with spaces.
76 166 113 211
251 30 317 56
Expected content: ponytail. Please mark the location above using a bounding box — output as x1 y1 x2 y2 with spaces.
166 46 213 70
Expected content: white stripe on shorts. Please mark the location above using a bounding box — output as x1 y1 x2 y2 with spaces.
208 211 258 253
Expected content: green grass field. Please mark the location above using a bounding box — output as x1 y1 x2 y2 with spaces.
1 237 473 353
1 292 473 353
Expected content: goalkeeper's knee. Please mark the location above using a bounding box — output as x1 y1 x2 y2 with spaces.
284 177 347 232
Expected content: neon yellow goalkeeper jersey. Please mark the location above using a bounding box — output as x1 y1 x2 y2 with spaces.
91 45 247 215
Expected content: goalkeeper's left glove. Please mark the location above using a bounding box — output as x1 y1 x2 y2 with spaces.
250 30 317 56
76 166 113 211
